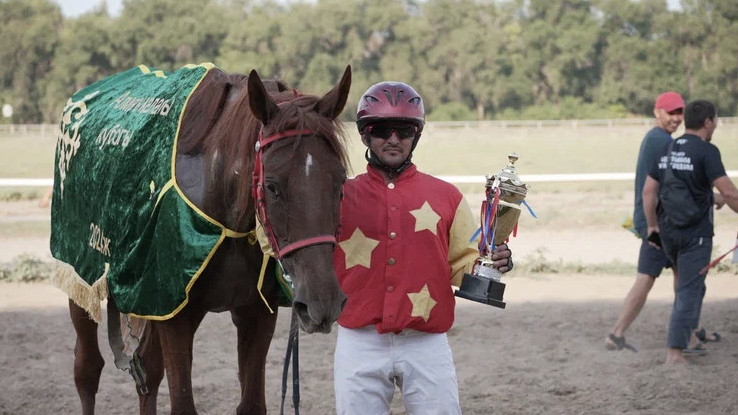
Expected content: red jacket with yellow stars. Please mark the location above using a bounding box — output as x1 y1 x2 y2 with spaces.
334 164 479 334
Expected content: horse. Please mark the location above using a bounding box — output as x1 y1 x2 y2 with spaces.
56 64 351 414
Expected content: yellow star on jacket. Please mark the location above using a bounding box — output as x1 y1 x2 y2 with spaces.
407 284 437 322
409 201 440 235
339 228 380 269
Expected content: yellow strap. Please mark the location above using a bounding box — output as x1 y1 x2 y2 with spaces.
224 228 253 239
257 253 275 314
153 179 175 210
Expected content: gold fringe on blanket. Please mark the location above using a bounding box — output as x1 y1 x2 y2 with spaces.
51 261 109 323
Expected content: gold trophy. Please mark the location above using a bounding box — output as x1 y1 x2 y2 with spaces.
455 153 529 309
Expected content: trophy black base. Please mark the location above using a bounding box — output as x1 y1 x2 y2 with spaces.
454 272 506 309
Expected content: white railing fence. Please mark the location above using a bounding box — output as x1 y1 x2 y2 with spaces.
3 172 738 188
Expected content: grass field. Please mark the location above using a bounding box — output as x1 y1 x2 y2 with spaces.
3 122 736 178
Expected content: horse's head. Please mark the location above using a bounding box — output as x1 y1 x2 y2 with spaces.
247 66 351 333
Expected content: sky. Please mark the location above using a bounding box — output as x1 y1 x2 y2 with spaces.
54 0 682 18
52 0 308 18
54 0 123 17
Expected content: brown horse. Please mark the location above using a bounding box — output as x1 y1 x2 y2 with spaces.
66 66 351 414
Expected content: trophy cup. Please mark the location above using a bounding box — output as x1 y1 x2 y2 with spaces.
454 152 529 309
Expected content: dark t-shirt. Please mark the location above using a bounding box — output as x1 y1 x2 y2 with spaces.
634 127 673 236
648 133 727 237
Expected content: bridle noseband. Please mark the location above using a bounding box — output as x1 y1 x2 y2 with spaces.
252 128 338 259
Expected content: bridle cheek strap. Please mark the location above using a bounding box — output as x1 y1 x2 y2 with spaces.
252 128 337 259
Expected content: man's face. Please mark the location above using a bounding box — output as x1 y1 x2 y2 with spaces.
362 122 417 168
654 107 683 134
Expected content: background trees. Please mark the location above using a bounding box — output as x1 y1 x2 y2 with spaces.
0 0 733 123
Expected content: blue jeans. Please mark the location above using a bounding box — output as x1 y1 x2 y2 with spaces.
660 234 712 349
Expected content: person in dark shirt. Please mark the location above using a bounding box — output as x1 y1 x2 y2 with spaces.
606 92 683 352
643 99 738 364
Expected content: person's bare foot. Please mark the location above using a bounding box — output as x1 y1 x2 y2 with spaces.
605 334 618 350
665 348 687 364
687 332 704 350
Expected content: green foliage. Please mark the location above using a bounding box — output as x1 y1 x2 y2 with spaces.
713 261 738 275
496 97 630 120
0 190 38 201
517 248 636 275
428 102 476 121
3 0 738 122
111 0 229 71
710 243 738 275
41 12 118 121
0 0 63 123
0 254 53 282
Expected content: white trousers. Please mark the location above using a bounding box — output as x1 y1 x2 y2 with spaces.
334 325 461 415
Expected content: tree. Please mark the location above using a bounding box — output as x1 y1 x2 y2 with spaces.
0 0 63 123
519 0 602 105
595 0 685 114
677 0 738 115
410 0 507 120
40 11 118 122
112 0 229 71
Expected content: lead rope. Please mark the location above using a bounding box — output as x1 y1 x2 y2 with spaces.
280 310 300 415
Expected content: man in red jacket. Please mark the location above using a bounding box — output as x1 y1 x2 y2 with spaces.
332 81 513 414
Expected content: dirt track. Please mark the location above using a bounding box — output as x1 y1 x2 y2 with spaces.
2 195 737 414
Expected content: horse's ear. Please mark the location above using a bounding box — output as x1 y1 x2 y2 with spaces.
248 69 280 124
316 65 352 120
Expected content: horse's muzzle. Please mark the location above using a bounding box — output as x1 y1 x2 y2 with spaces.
293 292 347 334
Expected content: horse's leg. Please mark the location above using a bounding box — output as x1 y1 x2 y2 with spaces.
156 306 207 415
137 322 164 415
231 303 278 415
69 299 105 415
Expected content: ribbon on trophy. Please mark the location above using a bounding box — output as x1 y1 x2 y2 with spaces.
478 185 501 256
456 153 535 309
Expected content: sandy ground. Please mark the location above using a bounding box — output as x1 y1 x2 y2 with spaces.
3 197 738 265
1 198 738 414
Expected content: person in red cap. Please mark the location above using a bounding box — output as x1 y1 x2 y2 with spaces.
332 81 513 414
606 91 686 351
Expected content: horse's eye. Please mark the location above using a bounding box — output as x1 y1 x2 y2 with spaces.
266 183 280 197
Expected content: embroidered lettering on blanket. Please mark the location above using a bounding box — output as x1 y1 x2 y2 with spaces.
51 63 223 322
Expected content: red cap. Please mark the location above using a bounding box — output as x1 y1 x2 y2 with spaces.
654 91 685 112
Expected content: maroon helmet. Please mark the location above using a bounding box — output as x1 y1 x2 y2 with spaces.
356 81 425 133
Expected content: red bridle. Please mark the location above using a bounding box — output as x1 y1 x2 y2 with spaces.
252 128 338 258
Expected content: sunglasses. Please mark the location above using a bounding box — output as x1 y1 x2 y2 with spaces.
366 124 418 140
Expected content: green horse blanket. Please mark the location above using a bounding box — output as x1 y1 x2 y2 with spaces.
51 63 244 322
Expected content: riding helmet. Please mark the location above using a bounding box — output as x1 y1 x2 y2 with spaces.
356 81 425 134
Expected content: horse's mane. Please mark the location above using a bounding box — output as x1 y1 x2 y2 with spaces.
178 68 349 229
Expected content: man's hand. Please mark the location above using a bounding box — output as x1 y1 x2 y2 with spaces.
714 192 726 210
491 243 513 273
